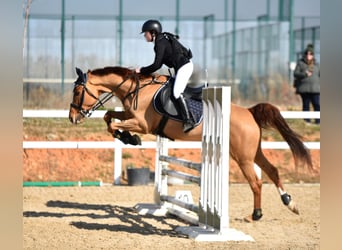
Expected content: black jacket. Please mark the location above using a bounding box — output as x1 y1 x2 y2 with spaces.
140 33 191 75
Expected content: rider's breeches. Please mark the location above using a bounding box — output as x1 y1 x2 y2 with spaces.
173 60 194 99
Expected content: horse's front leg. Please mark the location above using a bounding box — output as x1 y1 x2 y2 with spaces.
103 111 141 145
108 118 146 145
103 110 131 133
108 118 146 134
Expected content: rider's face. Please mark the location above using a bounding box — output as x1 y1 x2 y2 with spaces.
144 31 153 42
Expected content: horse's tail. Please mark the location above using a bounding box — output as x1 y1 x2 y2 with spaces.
248 103 313 169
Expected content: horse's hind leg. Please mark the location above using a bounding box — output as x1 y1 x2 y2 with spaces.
254 146 299 215
236 159 263 222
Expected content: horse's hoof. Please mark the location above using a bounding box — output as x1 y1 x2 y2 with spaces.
122 138 131 144
244 208 263 222
130 134 142 145
252 208 263 220
243 215 254 223
113 130 121 139
119 131 132 144
287 200 300 215
281 193 299 215
243 215 261 222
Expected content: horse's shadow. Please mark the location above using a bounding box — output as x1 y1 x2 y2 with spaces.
23 200 187 238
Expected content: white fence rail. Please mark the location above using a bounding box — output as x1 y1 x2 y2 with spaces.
23 110 320 184
23 110 321 119
23 110 107 118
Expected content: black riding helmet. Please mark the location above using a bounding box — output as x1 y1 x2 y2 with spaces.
141 20 162 34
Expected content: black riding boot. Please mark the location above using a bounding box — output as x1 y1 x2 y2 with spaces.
176 94 195 133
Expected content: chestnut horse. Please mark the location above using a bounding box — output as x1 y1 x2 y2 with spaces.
69 66 312 222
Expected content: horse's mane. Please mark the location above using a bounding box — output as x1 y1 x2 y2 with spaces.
90 66 152 80
91 66 132 77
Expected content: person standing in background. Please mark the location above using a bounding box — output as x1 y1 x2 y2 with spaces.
293 44 320 125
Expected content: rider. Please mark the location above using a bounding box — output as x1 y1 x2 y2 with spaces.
135 19 195 133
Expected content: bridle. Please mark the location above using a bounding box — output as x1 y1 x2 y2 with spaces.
70 72 117 117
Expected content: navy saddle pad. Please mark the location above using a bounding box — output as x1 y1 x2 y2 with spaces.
152 78 204 125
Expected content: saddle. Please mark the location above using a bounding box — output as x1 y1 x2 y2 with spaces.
152 77 204 137
113 77 204 145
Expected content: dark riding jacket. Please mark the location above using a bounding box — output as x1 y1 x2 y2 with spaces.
140 33 191 75
293 58 320 94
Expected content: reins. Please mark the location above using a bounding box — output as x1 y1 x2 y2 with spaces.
124 73 140 110
121 74 164 110
90 76 131 114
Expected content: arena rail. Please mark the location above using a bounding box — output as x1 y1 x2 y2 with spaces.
23 110 320 185
23 109 320 119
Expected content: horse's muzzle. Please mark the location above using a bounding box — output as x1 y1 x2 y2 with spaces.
69 112 84 124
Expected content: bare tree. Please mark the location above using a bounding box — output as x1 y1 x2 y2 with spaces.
23 0 33 49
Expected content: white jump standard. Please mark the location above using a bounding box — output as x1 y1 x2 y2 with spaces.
135 87 254 241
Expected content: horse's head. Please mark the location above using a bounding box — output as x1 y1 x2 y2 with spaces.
69 67 100 124
69 66 157 124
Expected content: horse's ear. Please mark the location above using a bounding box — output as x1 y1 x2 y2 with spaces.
76 67 83 77
75 67 87 84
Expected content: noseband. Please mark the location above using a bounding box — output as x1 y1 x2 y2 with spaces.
70 84 98 117
70 73 114 117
